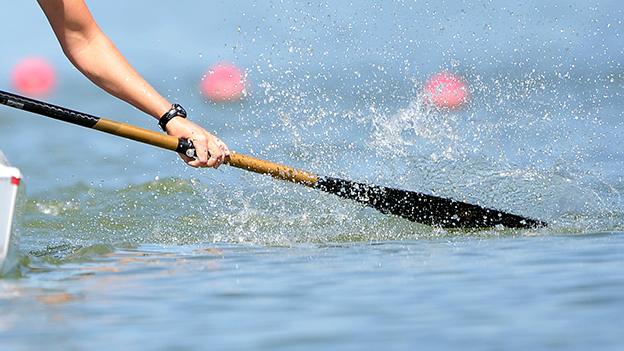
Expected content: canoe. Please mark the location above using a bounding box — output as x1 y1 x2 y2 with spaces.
0 151 21 275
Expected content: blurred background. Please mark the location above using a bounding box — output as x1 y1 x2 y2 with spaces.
1 2 624 350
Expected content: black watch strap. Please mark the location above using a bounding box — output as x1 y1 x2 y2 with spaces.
158 104 187 132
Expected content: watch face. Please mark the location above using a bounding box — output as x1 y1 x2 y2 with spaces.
175 104 187 117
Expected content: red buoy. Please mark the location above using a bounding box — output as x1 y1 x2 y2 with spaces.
200 63 246 102
424 72 469 110
11 57 56 97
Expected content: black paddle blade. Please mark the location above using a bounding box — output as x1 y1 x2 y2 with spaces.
315 177 546 229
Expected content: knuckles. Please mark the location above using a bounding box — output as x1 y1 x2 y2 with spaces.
179 130 228 169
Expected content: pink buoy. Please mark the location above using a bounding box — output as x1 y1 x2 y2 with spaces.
200 63 246 102
424 72 469 110
11 57 56 97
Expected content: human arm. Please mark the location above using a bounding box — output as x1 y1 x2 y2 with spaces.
37 0 228 167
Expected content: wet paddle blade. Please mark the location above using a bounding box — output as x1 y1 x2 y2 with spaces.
315 177 547 229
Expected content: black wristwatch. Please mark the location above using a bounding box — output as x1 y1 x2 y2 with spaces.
158 104 187 132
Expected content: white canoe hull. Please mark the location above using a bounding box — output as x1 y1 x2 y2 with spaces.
0 152 21 275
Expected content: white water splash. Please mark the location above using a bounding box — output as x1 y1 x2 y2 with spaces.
369 92 464 161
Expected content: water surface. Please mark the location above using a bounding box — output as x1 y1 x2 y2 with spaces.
1 1 623 350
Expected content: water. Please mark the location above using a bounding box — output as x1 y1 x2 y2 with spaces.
1 1 624 350
1 236 623 350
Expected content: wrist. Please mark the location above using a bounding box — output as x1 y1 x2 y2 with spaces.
158 103 187 132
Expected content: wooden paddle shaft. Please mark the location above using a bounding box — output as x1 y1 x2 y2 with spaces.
227 153 318 185
0 89 318 186
94 118 319 185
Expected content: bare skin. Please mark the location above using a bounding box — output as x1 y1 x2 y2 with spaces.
37 0 229 168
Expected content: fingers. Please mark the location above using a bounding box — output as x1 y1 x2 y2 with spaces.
165 118 229 169
206 139 226 169
187 134 209 168
187 133 228 169
210 135 230 157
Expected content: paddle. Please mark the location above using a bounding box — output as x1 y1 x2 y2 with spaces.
0 89 546 229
